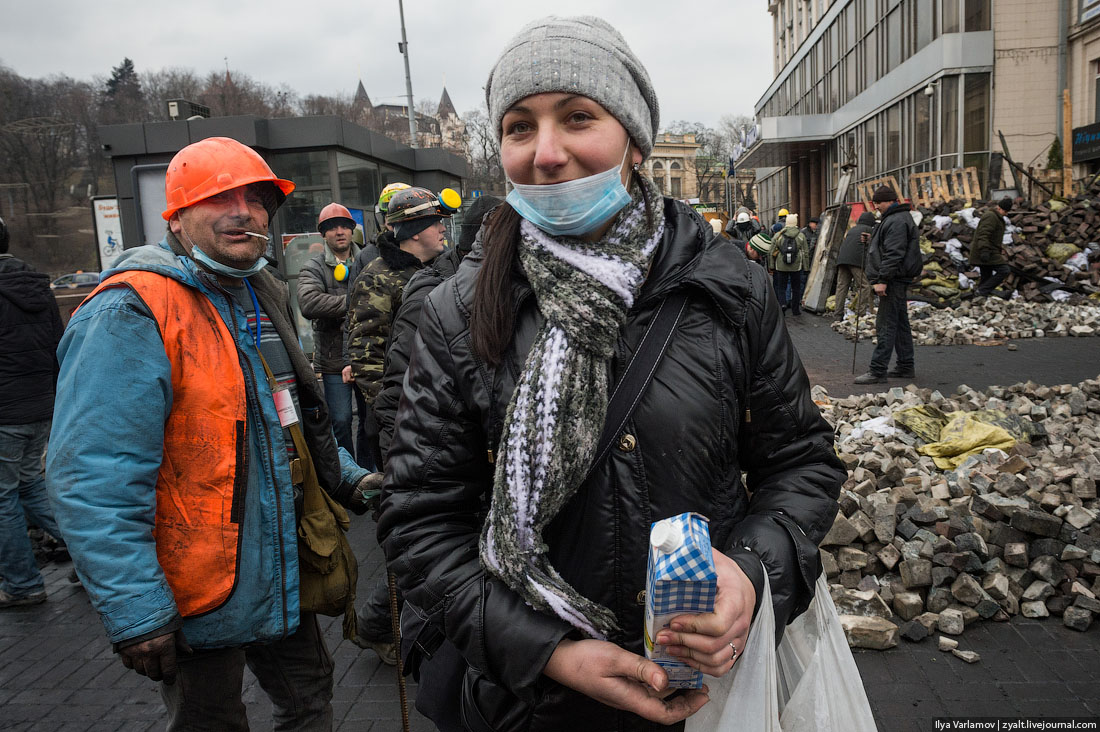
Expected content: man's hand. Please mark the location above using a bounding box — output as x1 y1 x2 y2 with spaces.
543 638 709 724
349 471 384 516
655 550 756 678
341 365 354 384
873 283 887 296
118 630 192 685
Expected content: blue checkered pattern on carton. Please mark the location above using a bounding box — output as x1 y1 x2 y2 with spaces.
643 512 718 689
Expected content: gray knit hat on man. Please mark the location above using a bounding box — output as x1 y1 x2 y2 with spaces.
485 16 660 159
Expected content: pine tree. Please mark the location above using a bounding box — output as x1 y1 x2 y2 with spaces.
1047 136 1063 170
105 58 141 98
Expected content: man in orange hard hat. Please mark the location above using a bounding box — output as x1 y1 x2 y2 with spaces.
299 203 361 462
47 137 378 730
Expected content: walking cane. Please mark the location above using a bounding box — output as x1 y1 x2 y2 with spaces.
388 571 410 732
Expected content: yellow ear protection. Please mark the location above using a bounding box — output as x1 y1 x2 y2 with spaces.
439 188 462 213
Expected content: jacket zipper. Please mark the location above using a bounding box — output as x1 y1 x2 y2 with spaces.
217 282 290 637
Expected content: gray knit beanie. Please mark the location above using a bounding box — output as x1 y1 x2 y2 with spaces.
485 16 660 159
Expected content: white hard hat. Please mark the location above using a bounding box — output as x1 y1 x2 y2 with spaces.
736 212 751 224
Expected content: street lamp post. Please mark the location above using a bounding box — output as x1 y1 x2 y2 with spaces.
398 0 418 149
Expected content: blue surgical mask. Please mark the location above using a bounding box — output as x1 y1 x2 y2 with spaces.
181 222 268 278
191 245 268 278
506 147 632 237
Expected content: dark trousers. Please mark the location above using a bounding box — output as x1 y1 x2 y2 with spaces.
869 281 914 376
352 387 380 472
976 264 1011 296
357 576 397 643
320 374 354 457
775 270 804 314
159 613 334 731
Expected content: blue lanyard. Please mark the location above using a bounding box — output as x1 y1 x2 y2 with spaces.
243 279 262 350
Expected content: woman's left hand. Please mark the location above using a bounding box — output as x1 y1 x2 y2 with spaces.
654 550 757 677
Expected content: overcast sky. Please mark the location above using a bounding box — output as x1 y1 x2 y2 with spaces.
0 0 773 129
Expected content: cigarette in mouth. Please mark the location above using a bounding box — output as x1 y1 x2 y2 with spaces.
244 232 270 241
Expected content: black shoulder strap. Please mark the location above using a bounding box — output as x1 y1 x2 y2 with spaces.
585 291 690 482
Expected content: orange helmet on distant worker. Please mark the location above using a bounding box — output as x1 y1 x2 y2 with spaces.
317 203 356 234
161 137 295 221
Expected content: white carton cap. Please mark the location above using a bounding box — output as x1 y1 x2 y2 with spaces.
651 520 683 553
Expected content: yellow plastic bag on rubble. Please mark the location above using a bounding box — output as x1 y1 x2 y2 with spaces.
826 294 837 312
924 261 943 273
1045 242 1080 265
919 237 934 255
893 405 949 442
917 413 1016 470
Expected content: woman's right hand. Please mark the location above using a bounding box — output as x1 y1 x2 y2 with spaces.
542 638 710 724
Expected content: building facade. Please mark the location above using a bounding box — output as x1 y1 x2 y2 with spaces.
646 133 702 199
1070 2 1100 177
739 0 1076 220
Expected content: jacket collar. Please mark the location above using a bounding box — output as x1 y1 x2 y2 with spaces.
323 242 360 266
379 235 426 271
883 202 911 219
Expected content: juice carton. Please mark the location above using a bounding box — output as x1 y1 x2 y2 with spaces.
643 512 718 689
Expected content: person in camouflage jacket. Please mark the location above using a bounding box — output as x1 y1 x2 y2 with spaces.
346 188 451 405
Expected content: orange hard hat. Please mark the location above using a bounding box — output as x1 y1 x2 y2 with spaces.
317 202 356 233
162 137 295 221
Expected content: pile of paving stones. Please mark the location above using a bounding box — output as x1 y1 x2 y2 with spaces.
833 295 1100 345
914 190 1100 306
815 378 1100 660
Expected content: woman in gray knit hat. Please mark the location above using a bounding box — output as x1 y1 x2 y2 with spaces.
377 16 844 731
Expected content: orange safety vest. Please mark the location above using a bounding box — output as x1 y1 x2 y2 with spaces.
80 271 247 616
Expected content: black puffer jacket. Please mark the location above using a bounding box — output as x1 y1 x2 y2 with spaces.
836 212 876 268
375 244 462 459
0 256 64 424
866 202 922 284
377 199 844 731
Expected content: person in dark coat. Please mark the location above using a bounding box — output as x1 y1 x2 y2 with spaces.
298 203 361 457
725 210 761 243
968 197 1012 297
376 16 844 731
0 228 67 608
854 185 923 384
833 211 876 320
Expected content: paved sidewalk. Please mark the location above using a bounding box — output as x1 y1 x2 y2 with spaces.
2 311 1098 731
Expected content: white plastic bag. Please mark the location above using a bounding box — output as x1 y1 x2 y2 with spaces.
688 572 781 731
686 571 878 732
776 575 878 731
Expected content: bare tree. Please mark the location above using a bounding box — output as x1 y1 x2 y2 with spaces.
461 106 505 196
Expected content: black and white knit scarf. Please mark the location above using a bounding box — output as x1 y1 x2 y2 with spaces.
480 176 665 640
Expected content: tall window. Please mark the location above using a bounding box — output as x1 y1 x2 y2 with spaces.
1095 59 1100 122
887 104 902 170
964 0 990 31
917 0 935 50
915 90 932 162
941 75 959 156
865 120 877 175
942 0 959 33
886 8 902 71
963 72 990 153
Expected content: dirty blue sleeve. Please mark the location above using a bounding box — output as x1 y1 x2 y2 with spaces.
46 288 179 644
338 446 370 485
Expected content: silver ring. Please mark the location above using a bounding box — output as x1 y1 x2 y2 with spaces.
729 641 738 661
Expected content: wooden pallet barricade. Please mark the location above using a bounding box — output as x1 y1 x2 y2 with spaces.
907 167 981 207
857 176 902 210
